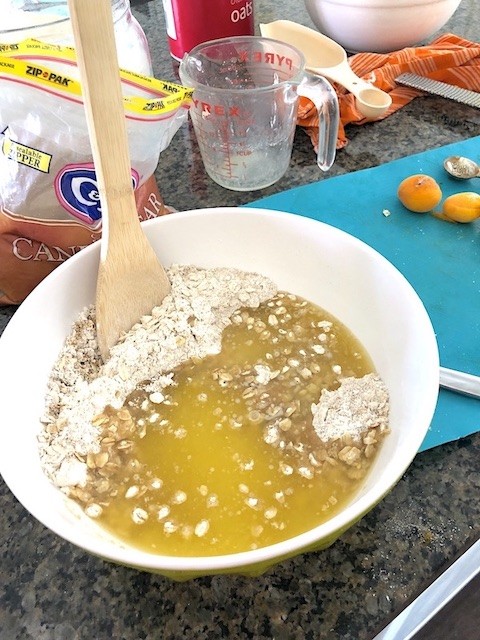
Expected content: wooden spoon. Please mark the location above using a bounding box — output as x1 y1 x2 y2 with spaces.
67 0 170 361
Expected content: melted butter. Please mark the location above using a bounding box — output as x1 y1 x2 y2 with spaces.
83 292 380 556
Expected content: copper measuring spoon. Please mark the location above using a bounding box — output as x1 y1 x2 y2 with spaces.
443 156 480 180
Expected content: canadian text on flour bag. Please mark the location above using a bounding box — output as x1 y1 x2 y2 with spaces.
0 39 192 305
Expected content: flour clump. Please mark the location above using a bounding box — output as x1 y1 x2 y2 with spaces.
311 373 390 443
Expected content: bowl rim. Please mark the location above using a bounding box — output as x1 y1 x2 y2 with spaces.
304 0 461 8
0 207 440 573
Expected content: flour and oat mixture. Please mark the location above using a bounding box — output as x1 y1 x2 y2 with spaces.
38 264 390 492
39 265 277 487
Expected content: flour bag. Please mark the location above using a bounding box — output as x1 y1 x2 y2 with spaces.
0 40 191 304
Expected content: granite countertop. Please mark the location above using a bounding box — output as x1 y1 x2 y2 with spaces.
1 1 479 639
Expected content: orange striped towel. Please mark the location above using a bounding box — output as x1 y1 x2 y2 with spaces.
298 33 480 150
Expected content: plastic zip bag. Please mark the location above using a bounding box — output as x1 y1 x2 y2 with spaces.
0 39 192 304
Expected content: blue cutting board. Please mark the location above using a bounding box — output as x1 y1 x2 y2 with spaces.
247 137 480 452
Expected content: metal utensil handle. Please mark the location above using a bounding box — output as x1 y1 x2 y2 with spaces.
396 73 480 109
439 366 480 399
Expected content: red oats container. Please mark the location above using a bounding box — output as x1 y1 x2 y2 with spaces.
162 0 255 61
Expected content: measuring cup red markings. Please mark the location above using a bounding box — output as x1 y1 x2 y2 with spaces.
233 49 294 70
192 100 241 117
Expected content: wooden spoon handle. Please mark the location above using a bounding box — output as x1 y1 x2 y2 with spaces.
68 0 170 360
67 0 138 245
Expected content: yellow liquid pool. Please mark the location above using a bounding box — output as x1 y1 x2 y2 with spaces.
80 292 382 556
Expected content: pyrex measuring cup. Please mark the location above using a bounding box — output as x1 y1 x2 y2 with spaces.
179 36 339 191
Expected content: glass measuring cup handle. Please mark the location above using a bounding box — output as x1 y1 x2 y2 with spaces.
297 74 339 172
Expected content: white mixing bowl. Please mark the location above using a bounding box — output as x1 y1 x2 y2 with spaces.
304 0 462 53
0 208 439 579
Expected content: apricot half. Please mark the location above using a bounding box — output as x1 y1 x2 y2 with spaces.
441 192 480 223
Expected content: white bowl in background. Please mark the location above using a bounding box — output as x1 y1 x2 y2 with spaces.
0 208 439 579
304 0 462 53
